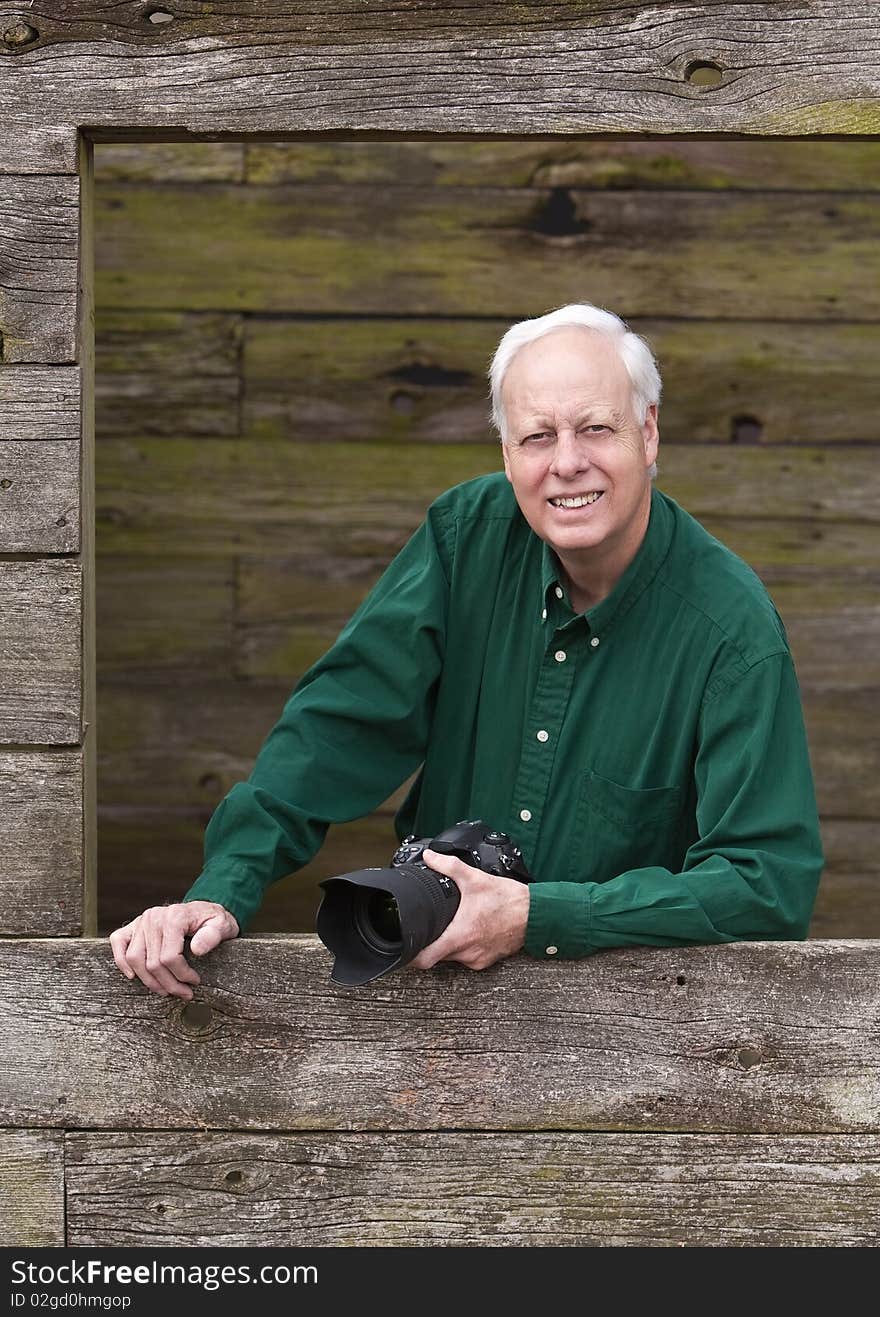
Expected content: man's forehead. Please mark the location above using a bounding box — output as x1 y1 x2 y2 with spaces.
502 326 627 398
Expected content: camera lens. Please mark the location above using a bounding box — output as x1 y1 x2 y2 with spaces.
353 888 402 954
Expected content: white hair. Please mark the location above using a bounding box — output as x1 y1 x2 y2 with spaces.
488 303 662 477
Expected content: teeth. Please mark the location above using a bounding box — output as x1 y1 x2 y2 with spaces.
550 491 603 508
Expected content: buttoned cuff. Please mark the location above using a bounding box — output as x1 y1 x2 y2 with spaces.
524 881 596 959
182 861 267 935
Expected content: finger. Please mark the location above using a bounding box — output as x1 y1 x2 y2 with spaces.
158 920 201 994
109 923 136 980
124 922 170 996
142 912 192 999
189 912 236 957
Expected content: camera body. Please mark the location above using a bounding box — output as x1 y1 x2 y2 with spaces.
316 819 531 987
391 819 530 883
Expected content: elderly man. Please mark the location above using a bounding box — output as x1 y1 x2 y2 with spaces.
111 302 824 998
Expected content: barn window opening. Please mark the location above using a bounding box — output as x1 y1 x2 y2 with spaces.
92 137 880 942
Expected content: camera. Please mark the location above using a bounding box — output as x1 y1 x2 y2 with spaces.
316 819 531 987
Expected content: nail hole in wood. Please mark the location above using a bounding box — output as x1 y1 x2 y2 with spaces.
684 60 724 87
738 1047 763 1069
676 974 686 986
225 1170 243 1184
1 480 11 490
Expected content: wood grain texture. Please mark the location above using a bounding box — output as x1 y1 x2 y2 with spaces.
0 750 83 934
96 310 241 438
241 316 880 447
0 560 81 744
2 937 880 1134
0 441 79 552
64 1129 880 1247
0 1129 64 1247
6 3 880 173
0 176 80 362
0 365 80 440
94 183 880 320
811 820 880 940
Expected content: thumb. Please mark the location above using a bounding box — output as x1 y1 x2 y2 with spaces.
189 912 235 957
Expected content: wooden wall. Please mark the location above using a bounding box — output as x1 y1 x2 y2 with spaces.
93 138 880 939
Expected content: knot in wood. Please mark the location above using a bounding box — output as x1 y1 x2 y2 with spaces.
3 21 38 48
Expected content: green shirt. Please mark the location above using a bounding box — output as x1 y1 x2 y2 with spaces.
183 475 824 957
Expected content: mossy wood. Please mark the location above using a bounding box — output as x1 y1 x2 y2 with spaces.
94 183 880 321
2 938 880 1135
65 1130 880 1248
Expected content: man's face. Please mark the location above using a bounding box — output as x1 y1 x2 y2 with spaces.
500 326 659 568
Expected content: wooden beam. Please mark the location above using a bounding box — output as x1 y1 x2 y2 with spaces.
0 751 83 935
0 176 80 363
2 937 879 1133
0 365 81 441
64 1129 880 1246
0 1130 64 1247
0 560 81 744
6 3 880 174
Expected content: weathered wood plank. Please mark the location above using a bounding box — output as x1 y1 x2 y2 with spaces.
7 4 880 172
95 142 245 184
0 560 81 744
94 183 880 320
0 750 83 935
0 1130 64 1247
0 126 79 177
0 176 80 363
0 365 80 440
96 310 241 437
811 820 880 940
242 317 880 447
65 1130 880 1247
0 441 79 553
243 137 880 191
97 555 234 673
2 938 880 1133
94 440 880 563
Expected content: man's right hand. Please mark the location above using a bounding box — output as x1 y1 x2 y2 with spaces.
109 901 240 999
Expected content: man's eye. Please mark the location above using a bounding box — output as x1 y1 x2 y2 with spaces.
523 432 552 444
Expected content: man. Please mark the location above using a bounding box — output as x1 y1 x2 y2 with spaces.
111 302 824 999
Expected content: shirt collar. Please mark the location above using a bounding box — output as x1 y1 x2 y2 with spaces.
540 487 674 636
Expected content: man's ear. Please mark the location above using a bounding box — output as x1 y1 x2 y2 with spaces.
501 439 513 483
643 403 659 468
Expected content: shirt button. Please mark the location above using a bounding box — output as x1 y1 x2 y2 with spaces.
541 608 547 621
536 729 549 743
554 650 567 663
590 636 600 648
519 808 532 822
554 586 563 599
546 945 558 956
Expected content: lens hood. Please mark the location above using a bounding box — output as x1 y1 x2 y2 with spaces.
317 863 461 987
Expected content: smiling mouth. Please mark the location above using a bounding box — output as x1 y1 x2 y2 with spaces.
548 491 604 509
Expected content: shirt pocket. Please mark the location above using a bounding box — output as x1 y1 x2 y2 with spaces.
572 770 685 882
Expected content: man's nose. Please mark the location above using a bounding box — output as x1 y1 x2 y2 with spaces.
550 429 589 477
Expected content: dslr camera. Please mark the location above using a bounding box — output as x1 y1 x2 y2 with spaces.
316 819 531 987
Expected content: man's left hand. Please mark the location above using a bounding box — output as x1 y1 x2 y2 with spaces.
408 848 530 972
